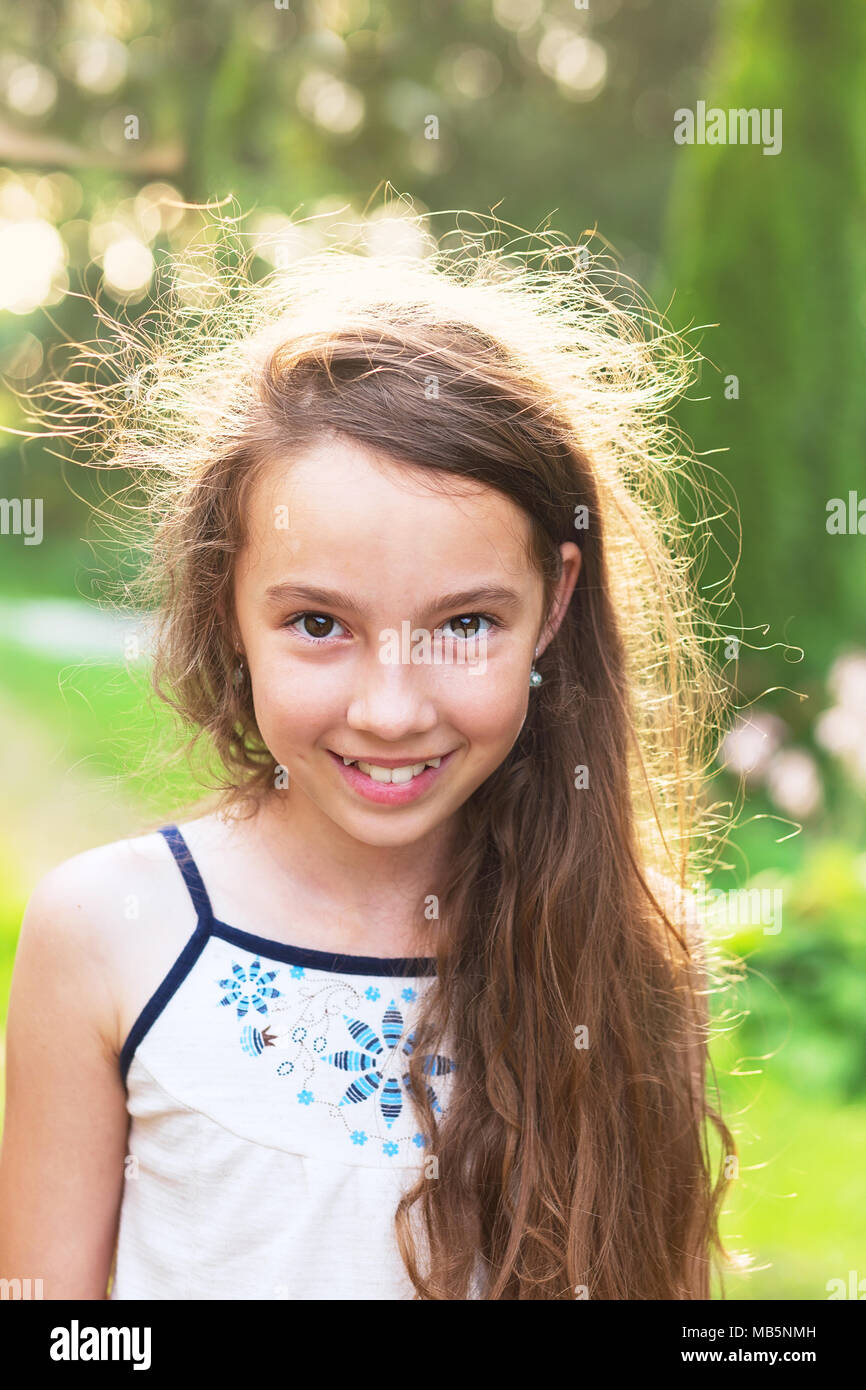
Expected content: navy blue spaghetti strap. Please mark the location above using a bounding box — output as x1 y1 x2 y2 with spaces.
156 823 436 977
118 825 213 1086
159 823 215 926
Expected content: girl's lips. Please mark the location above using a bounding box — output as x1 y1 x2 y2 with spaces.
327 748 455 805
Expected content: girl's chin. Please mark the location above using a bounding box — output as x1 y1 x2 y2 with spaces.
316 797 455 849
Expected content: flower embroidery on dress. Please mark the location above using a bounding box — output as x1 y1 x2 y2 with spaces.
326 999 455 1130
240 1023 277 1057
213 949 455 1159
216 957 281 1018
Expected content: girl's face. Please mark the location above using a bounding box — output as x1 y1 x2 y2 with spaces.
233 435 581 848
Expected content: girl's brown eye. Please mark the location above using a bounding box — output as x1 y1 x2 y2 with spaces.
443 614 494 639
301 614 334 638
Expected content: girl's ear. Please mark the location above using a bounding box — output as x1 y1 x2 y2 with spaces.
536 541 582 655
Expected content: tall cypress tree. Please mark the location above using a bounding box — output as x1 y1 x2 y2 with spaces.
657 0 866 687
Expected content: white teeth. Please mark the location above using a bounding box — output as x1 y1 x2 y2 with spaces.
339 756 444 783
368 764 393 782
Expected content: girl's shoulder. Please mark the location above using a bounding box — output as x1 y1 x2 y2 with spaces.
24 825 188 924
19 823 211 1062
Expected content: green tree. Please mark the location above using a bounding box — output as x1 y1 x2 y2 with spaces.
657 0 866 688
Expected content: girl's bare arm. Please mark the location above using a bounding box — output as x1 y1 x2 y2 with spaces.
0 857 130 1299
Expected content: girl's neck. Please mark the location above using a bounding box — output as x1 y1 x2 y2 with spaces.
237 787 462 957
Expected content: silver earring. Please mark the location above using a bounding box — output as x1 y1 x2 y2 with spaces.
530 646 543 688
232 656 245 688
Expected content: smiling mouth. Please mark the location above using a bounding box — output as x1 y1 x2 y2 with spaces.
330 752 447 785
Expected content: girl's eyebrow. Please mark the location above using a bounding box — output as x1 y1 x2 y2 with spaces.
263 581 524 617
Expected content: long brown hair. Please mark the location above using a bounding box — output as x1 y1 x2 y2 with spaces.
21 207 742 1299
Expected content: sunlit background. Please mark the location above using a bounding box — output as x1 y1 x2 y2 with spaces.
0 0 864 1300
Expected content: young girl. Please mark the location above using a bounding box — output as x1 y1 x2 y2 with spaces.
0 213 738 1300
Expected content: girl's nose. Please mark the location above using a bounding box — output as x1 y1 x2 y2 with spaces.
344 651 440 741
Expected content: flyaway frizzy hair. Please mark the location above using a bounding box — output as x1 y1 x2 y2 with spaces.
20 208 745 1298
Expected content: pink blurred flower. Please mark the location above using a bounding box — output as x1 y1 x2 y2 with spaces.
827 650 866 713
815 648 866 787
719 712 787 777
765 748 822 819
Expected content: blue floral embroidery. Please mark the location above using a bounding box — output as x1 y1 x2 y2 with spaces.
214 951 455 1156
240 1024 276 1057
402 1027 455 1114
217 958 281 1019
325 999 456 1129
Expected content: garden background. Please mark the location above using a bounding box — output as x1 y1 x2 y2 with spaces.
1 0 864 1299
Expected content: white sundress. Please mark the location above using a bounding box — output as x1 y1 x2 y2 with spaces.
109 823 457 1300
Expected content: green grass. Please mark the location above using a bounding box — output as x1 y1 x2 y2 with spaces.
0 635 202 815
712 1073 866 1300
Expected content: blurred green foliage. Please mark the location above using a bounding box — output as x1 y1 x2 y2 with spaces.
658 0 866 681
717 838 866 1103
